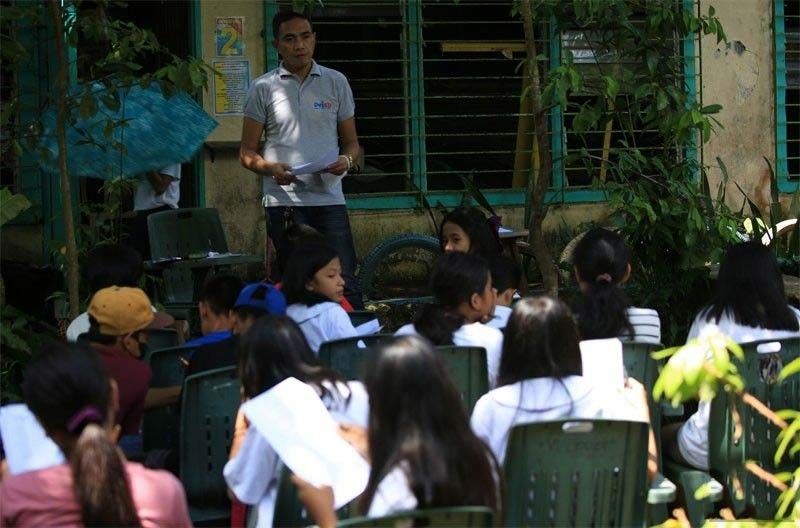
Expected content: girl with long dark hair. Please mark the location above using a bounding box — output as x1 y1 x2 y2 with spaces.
395 251 503 386
471 297 653 471
292 336 501 526
666 241 800 470
439 206 502 259
0 343 190 527
283 241 360 353
224 315 369 528
572 227 661 343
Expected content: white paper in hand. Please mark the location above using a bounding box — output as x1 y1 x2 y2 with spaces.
354 318 381 337
0 404 65 475
290 147 340 177
579 338 626 389
241 378 369 508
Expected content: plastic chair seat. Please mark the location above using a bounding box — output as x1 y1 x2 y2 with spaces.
318 334 394 380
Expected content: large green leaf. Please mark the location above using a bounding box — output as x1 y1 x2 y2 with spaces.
0 188 32 226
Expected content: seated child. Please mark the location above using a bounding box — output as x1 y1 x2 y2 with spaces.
283 242 360 353
0 342 190 527
572 228 661 343
184 274 243 347
664 241 800 470
223 315 368 527
395 252 503 387
438 206 502 259
290 336 501 526
470 296 656 478
487 255 522 330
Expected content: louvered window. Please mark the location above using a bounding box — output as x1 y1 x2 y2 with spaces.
776 0 799 189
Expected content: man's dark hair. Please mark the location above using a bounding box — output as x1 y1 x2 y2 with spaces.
272 11 313 40
200 274 244 316
490 255 522 294
85 244 143 295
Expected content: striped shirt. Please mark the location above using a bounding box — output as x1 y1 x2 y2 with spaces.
621 307 661 344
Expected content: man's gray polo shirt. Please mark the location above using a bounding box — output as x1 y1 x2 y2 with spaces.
243 61 355 207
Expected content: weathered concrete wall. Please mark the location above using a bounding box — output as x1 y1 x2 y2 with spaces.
699 0 776 212
200 1 267 257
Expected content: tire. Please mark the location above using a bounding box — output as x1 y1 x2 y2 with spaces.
358 234 441 302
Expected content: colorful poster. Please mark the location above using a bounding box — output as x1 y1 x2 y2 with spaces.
213 60 250 116
215 17 245 57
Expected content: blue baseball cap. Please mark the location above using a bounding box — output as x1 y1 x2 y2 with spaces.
233 282 287 315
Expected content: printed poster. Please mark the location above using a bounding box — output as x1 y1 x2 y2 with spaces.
213 59 250 116
215 17 245 57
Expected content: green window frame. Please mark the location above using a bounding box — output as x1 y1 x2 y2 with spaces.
775 0 799 193
262 1 701 210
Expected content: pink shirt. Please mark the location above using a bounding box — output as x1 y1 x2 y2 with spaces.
0 462 191 527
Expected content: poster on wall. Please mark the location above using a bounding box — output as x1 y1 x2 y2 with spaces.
215 17 245 57
213 60 250 116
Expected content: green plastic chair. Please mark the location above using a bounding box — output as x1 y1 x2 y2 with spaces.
503 419 650 527
436 346 488 412
708 338 799 518
317 334 395 380
148 328 181 353
336 506 495 527
142 346 193 452
665 337 799 524
180 366 240 525
272 466 354 527
348 310 379 327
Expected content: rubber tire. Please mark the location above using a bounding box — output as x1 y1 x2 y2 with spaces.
358 233 441 301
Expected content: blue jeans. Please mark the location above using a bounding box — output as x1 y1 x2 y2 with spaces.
266 205 363 309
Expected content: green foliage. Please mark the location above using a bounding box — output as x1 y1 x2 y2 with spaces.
653 332 800 520
0 305 58 404
0 187 32 226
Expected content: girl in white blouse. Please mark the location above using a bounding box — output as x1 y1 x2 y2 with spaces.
291 336 501 527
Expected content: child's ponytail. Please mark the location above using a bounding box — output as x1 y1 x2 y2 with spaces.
70 415 140 527
572 228 634 340
22 343 141 527
413 304 464 345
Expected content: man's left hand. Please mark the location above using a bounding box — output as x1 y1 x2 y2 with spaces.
326 155 350 175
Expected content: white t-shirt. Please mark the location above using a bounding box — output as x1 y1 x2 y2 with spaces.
677 306 800 470
486 305 512 330
623 307 661 344
470 376 647 464
223 380 369 528
366 465 418 518
286 302 359 354
394 321 504 388
134 164 181 212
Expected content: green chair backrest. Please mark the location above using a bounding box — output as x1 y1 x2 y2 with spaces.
348 310 379 327
273 466 354 527
503 419 649 527
318 334 395 380
436 346 488 412
148 328 181 354
621 341 664 390
708 337 800 518
180 366 240 510
142 345 194 452
336 506 495 527
146 345 191 387
147 207 229 260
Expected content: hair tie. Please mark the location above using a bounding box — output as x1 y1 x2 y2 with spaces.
66 405 103 434
595 273 613 284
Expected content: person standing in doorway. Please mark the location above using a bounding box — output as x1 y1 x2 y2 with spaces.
128 163 181 260
239 10 362 308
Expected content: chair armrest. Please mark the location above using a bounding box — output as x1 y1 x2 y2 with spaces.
660 401 685 417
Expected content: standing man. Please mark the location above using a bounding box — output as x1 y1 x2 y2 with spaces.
239 10 363 308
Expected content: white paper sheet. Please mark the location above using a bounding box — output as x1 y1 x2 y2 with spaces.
241 378 369 508
579 338 626 389
354 318 381 336
290 147 340 177
0 404 65 475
